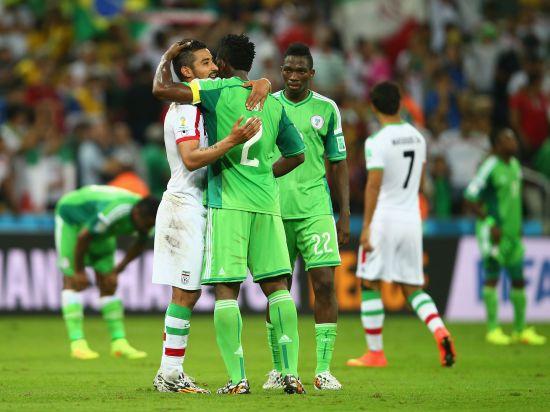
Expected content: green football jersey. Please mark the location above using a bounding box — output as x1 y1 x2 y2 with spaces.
465 155 522 238
272 90 346 219
55 185 141 238
189 77 305 215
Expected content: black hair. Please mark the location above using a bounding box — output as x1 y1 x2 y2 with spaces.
216 34 255 72
284 42 313 69
173 39 208 82
490 127 513 148
135 195 161 218
369 81 401 115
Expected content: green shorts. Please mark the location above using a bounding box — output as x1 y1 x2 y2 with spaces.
283 214 341 271
201 208 292 284
55 215 116 276
476 219 524 281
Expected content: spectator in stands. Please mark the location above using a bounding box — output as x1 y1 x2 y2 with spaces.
77 118 113 186
429 154 452 218
141 123 169 199
441 112 490 210
425 69 461 130
509 64 549 159
311 27 346 100
464 22 502 93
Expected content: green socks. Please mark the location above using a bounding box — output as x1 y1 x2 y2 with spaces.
100 296 126 340
315 323 337 374
510 288 526 333
482 286 499 332
483 286 526 332
214 300 245 384
266 322 282 372
61 290 84 341
268 290 300 377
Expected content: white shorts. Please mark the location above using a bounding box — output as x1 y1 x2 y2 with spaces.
152 192 206 290
356 218 423 286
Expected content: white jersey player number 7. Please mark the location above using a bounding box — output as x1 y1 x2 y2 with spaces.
365 122 426 223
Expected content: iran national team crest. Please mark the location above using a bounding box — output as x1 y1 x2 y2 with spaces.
311 115 324 129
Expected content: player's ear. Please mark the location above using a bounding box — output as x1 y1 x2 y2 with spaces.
181 66 193 79
309 68 316 78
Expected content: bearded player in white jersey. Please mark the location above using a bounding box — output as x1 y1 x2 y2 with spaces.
150 40 261 393
347 81 456 368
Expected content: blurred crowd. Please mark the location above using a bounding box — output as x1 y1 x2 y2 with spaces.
0 0 548 218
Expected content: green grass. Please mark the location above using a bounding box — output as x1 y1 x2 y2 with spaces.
0 315 549 411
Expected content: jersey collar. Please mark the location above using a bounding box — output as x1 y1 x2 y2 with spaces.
280 90 313 107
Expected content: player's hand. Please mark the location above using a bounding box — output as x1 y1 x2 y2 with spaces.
336 213 350 247
228 116 261 145
360 226 373 252
490 226 502 244
243 78 271 111
164 41 189 60
73 271 89 291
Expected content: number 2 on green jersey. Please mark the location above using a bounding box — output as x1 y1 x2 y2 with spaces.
240 125 262 167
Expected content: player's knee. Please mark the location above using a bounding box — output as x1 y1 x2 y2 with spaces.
171 287 201 308
511 279 525 289
484 278 498 287
361 280 379 291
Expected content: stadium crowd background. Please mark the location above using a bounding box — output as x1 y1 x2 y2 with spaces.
0 0 548 223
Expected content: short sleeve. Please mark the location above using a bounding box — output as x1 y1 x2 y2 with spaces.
464 157 497 201
365 137 384 170
325 108 347 162
276 108 306 157
188 78 228 112
87 202 133 235
173 106 201 144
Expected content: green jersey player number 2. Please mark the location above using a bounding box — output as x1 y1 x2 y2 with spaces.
189 76 306 283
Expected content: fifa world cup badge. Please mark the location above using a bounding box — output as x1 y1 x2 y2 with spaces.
311 115 324 129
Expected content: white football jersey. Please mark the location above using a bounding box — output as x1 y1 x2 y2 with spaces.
163 103 207 205
365 122 426 222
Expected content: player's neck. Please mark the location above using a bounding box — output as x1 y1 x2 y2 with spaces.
230 70 249 81
497 152 512 163
284 88 310 104
377 114 403 126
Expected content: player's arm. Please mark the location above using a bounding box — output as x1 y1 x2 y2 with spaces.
464 158 500 242
73 228 93 290
325 109 350 246
360 137 384 251
273 108 306 177
114 236 148 275
360 169 383 251
329 160 350 246
273 153 305 177
180 117 261 171
152 42 271 107
152 42 194 103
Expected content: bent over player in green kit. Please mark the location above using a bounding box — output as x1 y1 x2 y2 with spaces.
55 185 159 359
263 43 350 391
465 128 546 346
151 34 306 394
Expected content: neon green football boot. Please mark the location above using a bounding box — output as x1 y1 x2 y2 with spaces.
111 338 147 359
512 327 547 346
486 327 511 345
71 339 100 360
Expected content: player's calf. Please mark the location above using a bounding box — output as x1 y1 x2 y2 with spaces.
405 287 456 367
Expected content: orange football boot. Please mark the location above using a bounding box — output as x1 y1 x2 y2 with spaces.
346 351 387 367
434 327 456 367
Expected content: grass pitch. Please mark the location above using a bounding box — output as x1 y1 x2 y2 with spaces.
1 314 549 411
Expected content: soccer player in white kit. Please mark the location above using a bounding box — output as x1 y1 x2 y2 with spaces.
151 40 261 393
347 82 456 368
